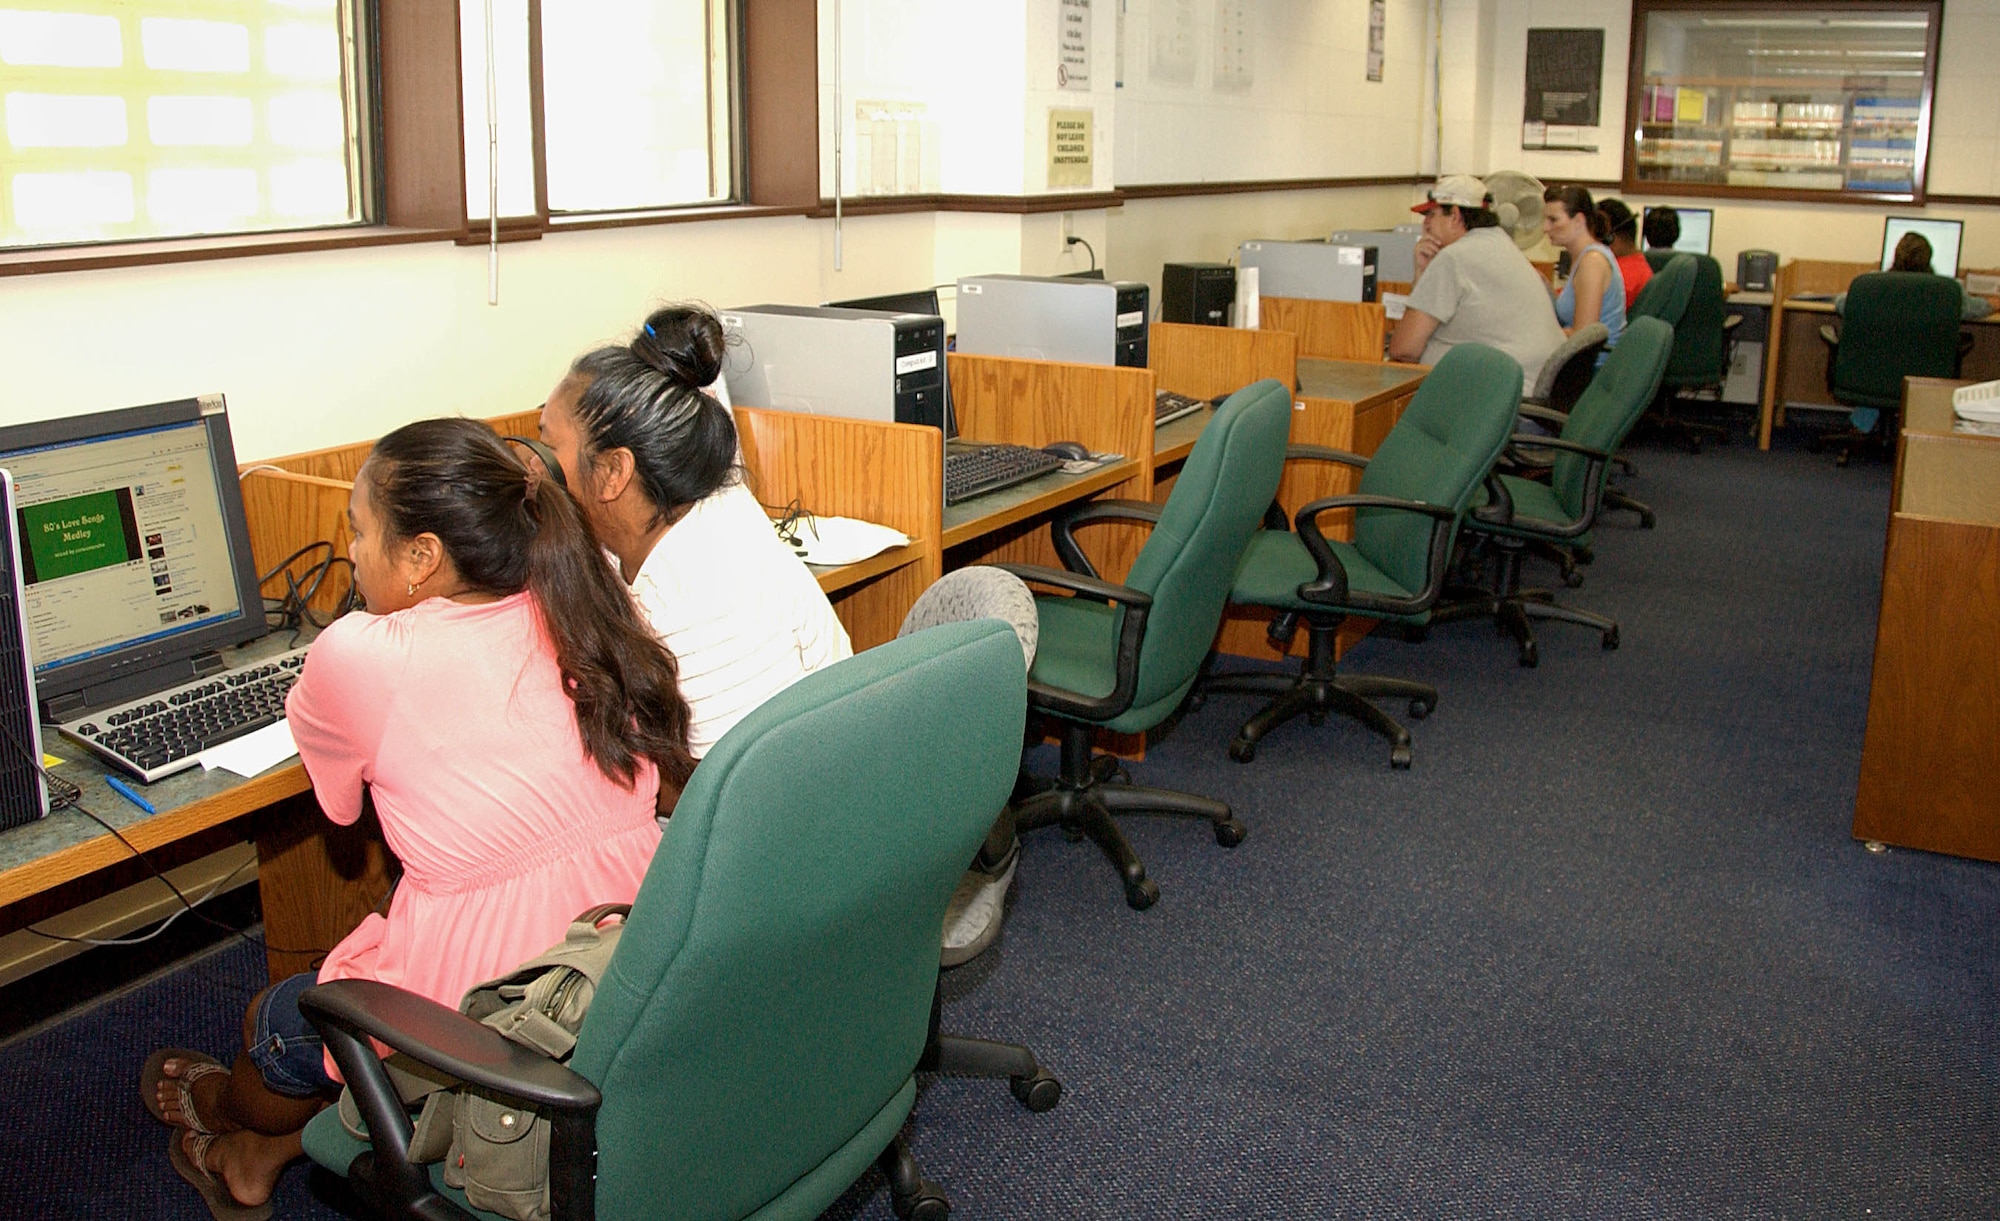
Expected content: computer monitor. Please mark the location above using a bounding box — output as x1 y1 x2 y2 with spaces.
823 288 960 437
0 395 268 720
1881 216 1963 277
1643 206 1713 255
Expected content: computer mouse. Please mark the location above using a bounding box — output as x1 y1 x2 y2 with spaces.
1042 440 1092 462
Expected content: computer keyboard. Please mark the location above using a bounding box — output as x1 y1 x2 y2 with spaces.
945 444 1065 505
60 647 310 783
1155 389 1209 426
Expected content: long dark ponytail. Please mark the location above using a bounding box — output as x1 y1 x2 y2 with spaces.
362 419 696 791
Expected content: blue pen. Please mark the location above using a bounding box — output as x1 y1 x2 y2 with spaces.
105 775 158 815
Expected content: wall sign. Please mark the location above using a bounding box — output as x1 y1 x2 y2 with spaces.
1048 108 1093 187
1522 27 1604 150
1059 0 1091 90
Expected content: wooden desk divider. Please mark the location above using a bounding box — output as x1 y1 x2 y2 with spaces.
1258 297 1387 362
731 406 941 651
1762 259 1877 441
945 352 1156 584
1150 322 1297 402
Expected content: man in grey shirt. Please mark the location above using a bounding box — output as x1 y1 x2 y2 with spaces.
1388 174 1564 387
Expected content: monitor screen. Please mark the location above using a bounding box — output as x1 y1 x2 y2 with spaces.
1881 216 1963 277
824 289 959 438
0 395 266 713
1643 206 1712 255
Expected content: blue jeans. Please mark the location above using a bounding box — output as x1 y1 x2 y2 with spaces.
247 970 332 1098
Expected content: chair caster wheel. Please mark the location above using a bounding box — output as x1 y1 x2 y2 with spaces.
1563 570 1585 589
1390 745 1413 770
1061 822 1086 843
892 1181 950 1221
1185 693 1207 714
1306 710 1326 726
1602 626 1620 650
1408 697 1433 719
1402 624 1430 643
1227 738 1257 763
1215 818 1247 848
1639 513 1656 530
1125 878 1160 910
1010 1070 1063 1112
1518 642 1539 668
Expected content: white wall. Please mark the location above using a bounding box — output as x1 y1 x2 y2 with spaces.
1113 0 1435 184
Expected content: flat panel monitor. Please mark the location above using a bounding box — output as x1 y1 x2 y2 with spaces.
1881 216 1963 277
1644 206 1712 256
823 287 960 437
0 395 268 719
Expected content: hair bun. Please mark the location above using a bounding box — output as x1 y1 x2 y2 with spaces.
631 304 726 389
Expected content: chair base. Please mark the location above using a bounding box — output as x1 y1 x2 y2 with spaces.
878 1135 950 1221
1197 621 1435 769
1015 721 1244 910
1432 540 1620 667
1602 488 1656 529
920 984 1062 1113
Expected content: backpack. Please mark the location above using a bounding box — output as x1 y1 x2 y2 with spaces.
337 904 628 1221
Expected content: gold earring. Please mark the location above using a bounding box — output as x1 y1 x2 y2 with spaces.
406 582 416 596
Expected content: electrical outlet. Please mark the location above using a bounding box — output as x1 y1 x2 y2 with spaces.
1061 211 1074 252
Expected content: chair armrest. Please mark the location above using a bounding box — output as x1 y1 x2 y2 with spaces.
1285 444 1369 468
1818 324 1839 349
1517 403 1570 428
992 562 1151 722
301 979 602 1221
1050 498 1161 580
1290 494 1456 612
1505 434 1610 462
1723 314 1743 332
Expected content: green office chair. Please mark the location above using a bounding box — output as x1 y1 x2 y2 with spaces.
1195 344 1521 769
1815 271 1966 466
1429 316 1674 667
1650 253 1741 452
1597 252 1696 530
298 619 1029 1221
1001 378 1291 910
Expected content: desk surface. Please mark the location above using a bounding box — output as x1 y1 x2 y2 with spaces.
0 632 313 909
942 457 1141 550
1297 358 1428 401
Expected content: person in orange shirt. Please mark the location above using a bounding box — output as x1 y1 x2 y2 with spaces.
1598 198 1652 312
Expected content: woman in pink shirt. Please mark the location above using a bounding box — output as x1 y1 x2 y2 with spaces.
147 418 693 1217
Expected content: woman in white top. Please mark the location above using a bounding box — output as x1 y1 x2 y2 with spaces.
537 305 852 773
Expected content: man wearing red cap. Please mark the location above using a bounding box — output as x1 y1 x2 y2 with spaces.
1389 173 1565 386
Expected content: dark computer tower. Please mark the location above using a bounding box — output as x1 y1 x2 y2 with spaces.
1162 262 1237 327
718 305 948 431
1737 250 1778 292
956 275 1150 369
0 471 48 829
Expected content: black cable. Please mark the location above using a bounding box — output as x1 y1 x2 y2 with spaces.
1066 234 1098 270
5 728 332 958
260 540 360 641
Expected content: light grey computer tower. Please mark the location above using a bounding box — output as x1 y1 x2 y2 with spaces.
1327 226 1421 284
1237 239 1378 303
954 274 1150 368
718 305 948 431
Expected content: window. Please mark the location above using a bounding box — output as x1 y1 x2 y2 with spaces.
0 0 370 249
460 0 734 226
1625 1 1943 204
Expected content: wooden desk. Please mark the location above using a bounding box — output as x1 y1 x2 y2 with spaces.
0 632 393 981
1852 378 2000 861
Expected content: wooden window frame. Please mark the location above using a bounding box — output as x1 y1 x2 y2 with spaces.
1622 0 1945 207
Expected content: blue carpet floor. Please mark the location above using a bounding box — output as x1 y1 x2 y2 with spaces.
4 428 1997 1219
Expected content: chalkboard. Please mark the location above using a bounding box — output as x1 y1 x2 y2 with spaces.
1523 28 1603 126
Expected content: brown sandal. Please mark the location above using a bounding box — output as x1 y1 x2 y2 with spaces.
169 1131 274 1221
142 1047 229 1134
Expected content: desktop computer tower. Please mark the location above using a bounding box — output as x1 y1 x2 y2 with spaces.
1237 240 1378 303
1327 227 1420 284
0 471 49 829
954 274 1150 368
718 305 948 431
1161 262 1236 326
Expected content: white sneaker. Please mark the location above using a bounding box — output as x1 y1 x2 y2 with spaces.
940 842 1019 967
